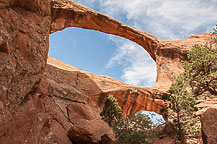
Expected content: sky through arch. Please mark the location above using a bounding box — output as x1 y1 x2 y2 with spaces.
49 26 157 87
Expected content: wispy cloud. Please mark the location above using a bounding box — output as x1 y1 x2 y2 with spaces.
106 37 156 87
74 0 217 87
99 0 217 40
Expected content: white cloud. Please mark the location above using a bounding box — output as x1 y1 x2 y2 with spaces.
99 0 217 40
106 38 156 87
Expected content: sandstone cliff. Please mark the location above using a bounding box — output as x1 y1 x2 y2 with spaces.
0 0 214 143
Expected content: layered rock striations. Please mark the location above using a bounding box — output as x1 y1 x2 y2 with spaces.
0 0 214 143
45 57 164 116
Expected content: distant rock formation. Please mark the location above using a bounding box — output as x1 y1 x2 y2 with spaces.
0 0 214 143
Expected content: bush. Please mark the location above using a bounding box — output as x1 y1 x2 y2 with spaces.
100 96 158 144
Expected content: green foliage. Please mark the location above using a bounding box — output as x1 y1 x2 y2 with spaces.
213 24 217 33
162 76 201 143
213 24 217 38
101 96 158 144
181 25 217 97
182 44 217 97
100 95 122 127
113 112 154 144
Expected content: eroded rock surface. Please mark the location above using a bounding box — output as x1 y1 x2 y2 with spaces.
46 57 164 116
0 0 214 143
154 33 212 90
68 119 115 144
201 108 217 144
0 0 50 112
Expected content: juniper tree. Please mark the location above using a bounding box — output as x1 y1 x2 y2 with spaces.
113 112 153 144
162 76 200 143
182 44 217 97
100 95 122 127
181 25 217 97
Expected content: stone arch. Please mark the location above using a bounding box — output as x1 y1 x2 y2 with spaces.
49 0 165 116
50 0 159 61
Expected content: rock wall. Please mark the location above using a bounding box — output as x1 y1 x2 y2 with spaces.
0 0 50 112
200 108 217 144
45 57 164 116
0 0 214 143
154 33 212 90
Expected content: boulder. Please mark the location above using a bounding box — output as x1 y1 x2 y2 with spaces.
201 108 217 144
68 119 115 144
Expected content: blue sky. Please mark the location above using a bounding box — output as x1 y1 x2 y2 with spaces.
49 0 217 123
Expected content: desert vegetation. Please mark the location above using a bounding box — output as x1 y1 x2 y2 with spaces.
100 95 160 144
161 24 217 143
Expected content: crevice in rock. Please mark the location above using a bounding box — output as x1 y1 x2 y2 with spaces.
129 92 139 114
19 78 42 106
0 42 8 53
51 95 86 104
53 100 74 126
121 89 131 110
98 92 107 107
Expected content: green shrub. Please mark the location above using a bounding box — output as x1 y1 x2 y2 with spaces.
100 96 158 144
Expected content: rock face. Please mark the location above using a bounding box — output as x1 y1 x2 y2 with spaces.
0 0 50 112
154 33 212 90
46 57 165 116
0 0 214 143
66 103 115 144
200 108 217 144
68 119 114 144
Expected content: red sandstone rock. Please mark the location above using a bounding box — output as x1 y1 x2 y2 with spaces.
68 119 115 144
0 0 214 143
46 57 165 116
65 103 115 144
200 108 217 144
0 0 50 112
154 33 212 91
